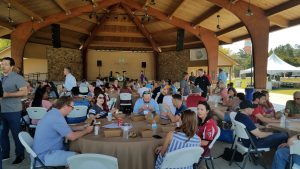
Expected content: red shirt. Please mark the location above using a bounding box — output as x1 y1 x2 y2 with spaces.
186 94 207 107
197 119 218 155
251 104 266 123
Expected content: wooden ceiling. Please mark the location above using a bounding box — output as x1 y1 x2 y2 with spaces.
0 0 299 52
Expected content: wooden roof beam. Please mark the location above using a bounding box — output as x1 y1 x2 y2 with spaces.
229 0 240 5
216 22 244 36
152 27 177 36
122 4 160 52
53 0 71 15
169 0 185 17
269 15 289 28
0 20 14 30
90 41 152 48
193 5 222 25
0 29 12 37
217 35 232 43
290 17 300 27
4 0 44 21
265 0 300 17
78 15 98 24
83 5 115 49
59 23 89 34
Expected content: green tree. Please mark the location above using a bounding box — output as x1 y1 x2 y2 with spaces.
0 38 11 51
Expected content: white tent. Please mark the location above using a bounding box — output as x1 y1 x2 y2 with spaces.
240 53 300 75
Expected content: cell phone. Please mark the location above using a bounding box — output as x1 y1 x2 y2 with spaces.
152 135 162 139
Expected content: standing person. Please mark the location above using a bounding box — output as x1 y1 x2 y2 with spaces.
0 57 28 164
140 70 145 83
63 67 77 95
194 69 211 98
189 72 196 84
218 68 227 84
180 72 190 98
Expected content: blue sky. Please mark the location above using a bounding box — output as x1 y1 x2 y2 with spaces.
222 25 300 53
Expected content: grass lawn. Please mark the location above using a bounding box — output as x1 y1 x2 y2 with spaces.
229 78 300 95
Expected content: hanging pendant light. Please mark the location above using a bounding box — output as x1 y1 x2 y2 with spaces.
216 15 221 30
246 0 253 16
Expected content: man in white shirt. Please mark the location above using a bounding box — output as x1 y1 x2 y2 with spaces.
138 82 150 97
63 67 77 93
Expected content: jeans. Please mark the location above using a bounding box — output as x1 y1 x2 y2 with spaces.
272 147 300 169
243 132 288 148
0 112 24 157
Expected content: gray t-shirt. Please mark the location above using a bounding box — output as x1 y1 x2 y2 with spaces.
180 79 190 96
1 72 27 113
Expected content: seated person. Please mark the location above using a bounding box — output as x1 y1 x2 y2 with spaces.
133 91 160 115
162 89 176 115
66 87 90 123
272 134 300 169
138 82 150 97
30 86 53 124
235 100 288 148
155 109 201 169
196 101 218 156
89 92 114 119
285 91 300 118
120 82 132 94
162 94 187 122
186 87 207 107
112 80 120 92
223 88 238 110
261 90 276 118
219 82 228 104
155 86 169 104
33 97 93 167
252 91 279 124
151 81 161 99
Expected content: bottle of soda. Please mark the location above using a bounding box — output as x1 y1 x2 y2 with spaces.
152 120 157 135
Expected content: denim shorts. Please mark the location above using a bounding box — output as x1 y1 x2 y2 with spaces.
44 150 76 166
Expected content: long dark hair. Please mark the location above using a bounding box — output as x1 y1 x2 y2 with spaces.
177 109 198 141
94 92 109 112
32 86 48 107
197 101 213 126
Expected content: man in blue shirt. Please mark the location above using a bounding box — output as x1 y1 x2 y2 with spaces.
217 68 227 85
133 91 160 115
33 97 93 167
163 94 187 122
63 67 77 94
235 100 288 148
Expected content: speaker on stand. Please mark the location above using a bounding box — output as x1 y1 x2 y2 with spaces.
176 28 184 51
51 24 61 48
97 60 102 77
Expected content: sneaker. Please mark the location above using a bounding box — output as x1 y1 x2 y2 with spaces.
2 156 10 161
12 155 24 164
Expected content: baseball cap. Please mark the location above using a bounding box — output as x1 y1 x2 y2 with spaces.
239 100 256 109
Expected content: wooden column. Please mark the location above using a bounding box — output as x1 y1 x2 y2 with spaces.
207 0 269 89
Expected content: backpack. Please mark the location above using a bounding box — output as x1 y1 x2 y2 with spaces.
220 147 244 162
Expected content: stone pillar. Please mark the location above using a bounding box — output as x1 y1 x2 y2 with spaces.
207 0 269 89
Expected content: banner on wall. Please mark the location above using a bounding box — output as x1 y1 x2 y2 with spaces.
190 48 207 61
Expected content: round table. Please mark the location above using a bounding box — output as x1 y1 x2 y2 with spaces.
70 117 171 169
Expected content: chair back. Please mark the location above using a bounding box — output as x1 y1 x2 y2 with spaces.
290 140 300 155
79 86 89 94
18 132 37 158
107 98 117 110
67 153 118 169
120 93 132 101
67 106 88 118
229 111 237 123
189 107 197 114
208 126 221 149
26 107 48 120
160 147 203 169
234 121 250 140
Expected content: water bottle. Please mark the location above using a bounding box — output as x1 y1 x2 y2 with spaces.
152 120 157 135
280 113 286 128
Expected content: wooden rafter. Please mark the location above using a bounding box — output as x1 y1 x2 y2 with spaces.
152 27 177 36
193 5 222 25
229 0 240 4
216 22 244 36
269 15 289 28
4 0 43 21
0 29 12 37
0 20 14 30
59 23 89 34
33 31 81 44
53 0 71 14
83 6 115 49
89 41 152 48
169 0 185 17
97 32 145 38
78 15 98 24
265 0 300 17
122 4 160 52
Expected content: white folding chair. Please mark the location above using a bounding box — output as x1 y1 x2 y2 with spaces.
230 121 270 169
67 106 88 118
189 107 198 114
119 93 132 106
161 147 204 169
26 107 48 128
18 132 45 169
198 126 221 169
290 140 300 169
229 111 238 148
67 153 118 169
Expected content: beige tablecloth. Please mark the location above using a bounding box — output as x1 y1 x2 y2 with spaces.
269 119 300 136
70 118 171 169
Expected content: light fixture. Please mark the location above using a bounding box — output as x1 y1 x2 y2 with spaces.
7 3 14 23
31 16 35 33
246 0 253 16
216 15 221 30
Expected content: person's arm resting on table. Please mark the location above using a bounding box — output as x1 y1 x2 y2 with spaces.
255 113 279 123
66 126 93 141
251 128 273 139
